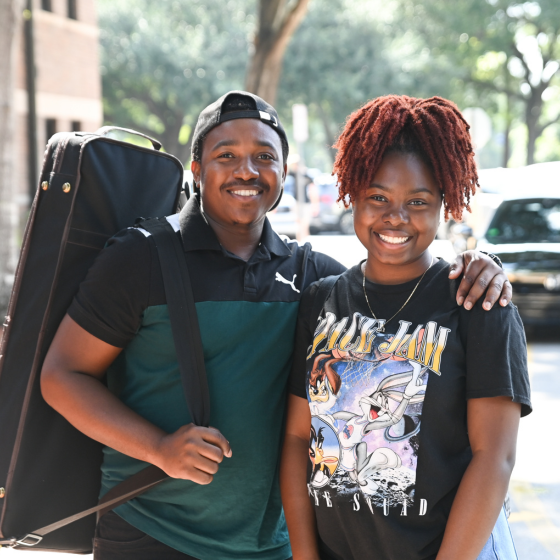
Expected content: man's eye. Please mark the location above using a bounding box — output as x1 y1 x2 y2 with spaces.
218 152 234 159
258 153 274 160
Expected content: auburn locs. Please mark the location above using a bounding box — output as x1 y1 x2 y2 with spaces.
333 95 479 221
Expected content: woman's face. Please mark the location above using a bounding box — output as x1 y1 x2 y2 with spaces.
353 151 442 274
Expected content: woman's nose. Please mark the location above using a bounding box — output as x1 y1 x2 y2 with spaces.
383 204 409 225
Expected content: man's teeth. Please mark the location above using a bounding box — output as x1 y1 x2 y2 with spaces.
379 233 409 244
232 189 259 196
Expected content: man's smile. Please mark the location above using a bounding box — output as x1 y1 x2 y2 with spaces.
229 189 261 197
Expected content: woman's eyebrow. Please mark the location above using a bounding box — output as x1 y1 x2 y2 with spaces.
368 183 435 195
408 186 436 195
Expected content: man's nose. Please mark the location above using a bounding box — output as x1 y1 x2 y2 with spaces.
233 156 259 181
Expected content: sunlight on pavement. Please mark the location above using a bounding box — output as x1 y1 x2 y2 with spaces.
509 481 560 560
509 342 560 560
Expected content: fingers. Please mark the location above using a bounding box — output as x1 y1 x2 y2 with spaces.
203 426 232 458
156 424 232 483
499 276 512 307
479 272 509 311
455 253 511 310
448 253 465 279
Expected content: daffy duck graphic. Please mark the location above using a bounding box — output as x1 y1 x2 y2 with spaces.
309 425 339 488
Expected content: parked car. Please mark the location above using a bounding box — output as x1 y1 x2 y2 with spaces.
268 192 298 238
308 173 354 235
477 190 560 326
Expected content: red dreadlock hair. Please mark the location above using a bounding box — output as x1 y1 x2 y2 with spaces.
333 95 478 221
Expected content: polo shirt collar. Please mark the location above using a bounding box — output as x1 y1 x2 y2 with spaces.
178 194 292 257
260 216 292 257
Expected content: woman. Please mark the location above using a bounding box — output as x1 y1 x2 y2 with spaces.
280 95 531 560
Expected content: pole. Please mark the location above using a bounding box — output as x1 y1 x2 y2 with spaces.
295 143 308 240
24 1 38 203
292 104 309 240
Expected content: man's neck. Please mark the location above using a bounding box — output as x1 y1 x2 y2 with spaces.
204 212 264 261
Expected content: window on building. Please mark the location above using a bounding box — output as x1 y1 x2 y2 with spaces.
41 0 52 11
68 0 77 19
46 119 57 141
71 121 81 132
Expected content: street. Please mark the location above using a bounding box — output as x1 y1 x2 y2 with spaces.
1 234 559 559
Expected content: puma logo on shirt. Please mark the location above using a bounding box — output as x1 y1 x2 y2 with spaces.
275 272 300 293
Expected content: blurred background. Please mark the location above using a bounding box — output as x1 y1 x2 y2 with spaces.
0 0 559 557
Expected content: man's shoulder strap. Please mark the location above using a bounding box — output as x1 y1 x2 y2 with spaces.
137 216 210 428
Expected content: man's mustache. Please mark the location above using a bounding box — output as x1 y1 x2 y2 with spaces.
221 180 269 192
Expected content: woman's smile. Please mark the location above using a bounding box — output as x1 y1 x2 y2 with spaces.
376 232 412 245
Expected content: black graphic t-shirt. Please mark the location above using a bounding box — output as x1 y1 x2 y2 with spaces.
289 259 531 560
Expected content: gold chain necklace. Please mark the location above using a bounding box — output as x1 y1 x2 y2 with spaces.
362 257 435 333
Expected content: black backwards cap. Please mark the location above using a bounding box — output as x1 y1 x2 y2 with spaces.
191 90 289 164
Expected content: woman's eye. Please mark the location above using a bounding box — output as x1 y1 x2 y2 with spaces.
370 195 386 202
409 200 427 206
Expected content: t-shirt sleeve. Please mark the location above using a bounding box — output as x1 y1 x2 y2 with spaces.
310 250 347 279
288 282 320 399
460 301 532 417
67 228 152 348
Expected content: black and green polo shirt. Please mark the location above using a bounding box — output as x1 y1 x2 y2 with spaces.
68 194 345 560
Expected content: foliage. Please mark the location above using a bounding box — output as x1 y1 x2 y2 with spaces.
396 0 560 165
278 0 461 167
97 0 560 170
98 0 254 163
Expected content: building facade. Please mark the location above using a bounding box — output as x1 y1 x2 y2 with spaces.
15 0 102 218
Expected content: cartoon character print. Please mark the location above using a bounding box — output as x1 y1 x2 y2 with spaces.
306 332 431 503
309 423 340 488
332 361 427 495
307 348 344 416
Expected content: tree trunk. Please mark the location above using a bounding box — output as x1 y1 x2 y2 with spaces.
245 0 310 105
160 115 187 164
0 0 22 315
316 102 338 163
525 99 542 166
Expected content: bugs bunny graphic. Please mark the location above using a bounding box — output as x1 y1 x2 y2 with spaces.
332 361 428 495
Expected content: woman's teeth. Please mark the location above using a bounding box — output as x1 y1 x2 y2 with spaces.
232 189 259 197
378 233 409 244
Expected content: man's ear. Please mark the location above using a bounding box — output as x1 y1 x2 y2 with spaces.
191 160 201 184
282 163 287 183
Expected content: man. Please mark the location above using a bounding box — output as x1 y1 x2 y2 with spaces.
41 91 511 560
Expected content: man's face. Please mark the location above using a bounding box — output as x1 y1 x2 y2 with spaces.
191 119 286 229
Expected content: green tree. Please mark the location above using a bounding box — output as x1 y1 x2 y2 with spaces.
398 0 560 165
279 0 458 165
98 0 252 163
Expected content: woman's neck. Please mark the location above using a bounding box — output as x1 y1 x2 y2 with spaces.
363 252 434 285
